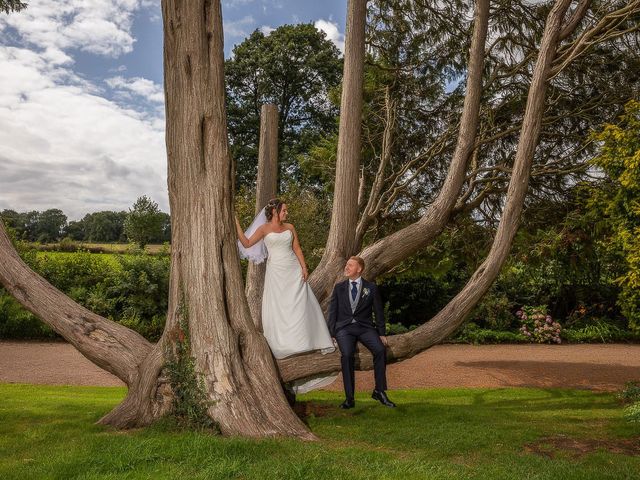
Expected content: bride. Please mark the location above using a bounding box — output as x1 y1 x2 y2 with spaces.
235 198 336 393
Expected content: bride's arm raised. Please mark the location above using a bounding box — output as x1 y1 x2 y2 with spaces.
235 216 266 248
288 224 309 282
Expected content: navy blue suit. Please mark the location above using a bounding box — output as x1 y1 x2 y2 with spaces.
328 279 387 401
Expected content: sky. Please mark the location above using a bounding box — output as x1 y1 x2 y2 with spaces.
0 0 347 220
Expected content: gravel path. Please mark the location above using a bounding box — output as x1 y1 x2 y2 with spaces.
1 341 639 392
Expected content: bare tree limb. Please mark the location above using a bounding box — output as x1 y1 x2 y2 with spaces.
0 223 152 385
281 0 574 383
352 0 491 287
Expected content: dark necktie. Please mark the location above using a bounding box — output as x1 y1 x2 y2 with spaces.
351 281 358 301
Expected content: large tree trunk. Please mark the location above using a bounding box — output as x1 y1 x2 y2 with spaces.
159 0 311 439
310 0 368 296
245 104 279 330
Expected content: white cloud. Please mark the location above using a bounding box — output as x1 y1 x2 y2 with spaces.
223 0 256 8
260 25 275 35
0 47 167 219
0 2 168 219
224 15 256 38
314 19 344 53
106 76 164 104
0 0 143 62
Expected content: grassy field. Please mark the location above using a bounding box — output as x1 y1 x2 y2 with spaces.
77 243 168 254
0 385 638 479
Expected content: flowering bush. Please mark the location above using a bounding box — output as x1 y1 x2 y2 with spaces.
516 305 562 344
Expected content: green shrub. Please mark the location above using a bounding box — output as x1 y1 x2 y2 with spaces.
386 322 417 335
119 312 166 342
379 272 455 328
33 251 115 292
618 381 640 403
58 237 79 252
619 381 640 424
625 402 640 423
102 253 170 339
1 250 169 341
0 294 57 339
563 321 639 343
467 290 515 330
453 322 527 345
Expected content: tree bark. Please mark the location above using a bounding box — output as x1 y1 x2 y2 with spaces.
160 0 312 439
0 225 151 385
310 0 368 295
245 104 279 330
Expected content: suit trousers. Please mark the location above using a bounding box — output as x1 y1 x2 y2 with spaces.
335 322 387 401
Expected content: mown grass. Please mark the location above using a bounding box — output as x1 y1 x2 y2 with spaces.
0 384 638 479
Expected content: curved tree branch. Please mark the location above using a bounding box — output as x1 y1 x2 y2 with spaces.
353 0 491 285
280 0 573 383
311 0 368 287
0 223 152 385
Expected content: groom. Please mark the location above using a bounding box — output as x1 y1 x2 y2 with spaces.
328 256 396 409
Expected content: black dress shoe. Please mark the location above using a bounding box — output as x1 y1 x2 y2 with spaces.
340 399 355 409
372 390 396 407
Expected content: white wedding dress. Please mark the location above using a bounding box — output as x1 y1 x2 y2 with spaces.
261 230 337 393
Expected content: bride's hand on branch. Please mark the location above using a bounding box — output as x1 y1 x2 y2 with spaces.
302 266 309 282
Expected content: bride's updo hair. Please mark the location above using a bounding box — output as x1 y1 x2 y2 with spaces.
264 198 284 221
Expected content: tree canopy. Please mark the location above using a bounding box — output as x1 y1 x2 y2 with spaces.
123 196 168 248
0 0 27 14
588 100 640 333
225 23 343 188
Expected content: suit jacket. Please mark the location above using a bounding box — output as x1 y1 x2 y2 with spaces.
328 279 385 337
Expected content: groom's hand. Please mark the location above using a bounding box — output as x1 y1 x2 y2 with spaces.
380 335 388 347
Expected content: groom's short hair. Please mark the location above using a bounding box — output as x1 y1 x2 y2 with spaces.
350 256 365 272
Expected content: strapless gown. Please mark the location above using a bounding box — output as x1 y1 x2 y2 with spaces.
262 230 336 393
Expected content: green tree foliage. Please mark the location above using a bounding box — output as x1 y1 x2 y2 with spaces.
303 0 640 236
589 100 640 332
1 209 66 242
0 209 20 230
225 23 342 187
0 0 27 14
65 211 127 242
0 250 170 341
123 196 165 248
35 209 67 243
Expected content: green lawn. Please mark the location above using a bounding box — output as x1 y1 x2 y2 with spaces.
0 385 638 479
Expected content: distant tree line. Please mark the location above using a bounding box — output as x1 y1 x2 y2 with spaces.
1 196 170 246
